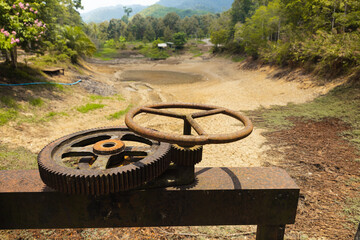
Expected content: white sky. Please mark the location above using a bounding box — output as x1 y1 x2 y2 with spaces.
80 0 160 13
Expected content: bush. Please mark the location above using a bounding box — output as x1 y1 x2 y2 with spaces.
152 39 164 49
173 32 187 49
120 43 127 50
260 41 293 66
61 26 96 63
139 46 169 60
104 39 116 48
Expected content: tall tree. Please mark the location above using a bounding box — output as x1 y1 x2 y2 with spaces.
129 14 146 40
163 12 181 32
123 6 133 18
143 22 156 42
231 0 253 25
107 19 123 40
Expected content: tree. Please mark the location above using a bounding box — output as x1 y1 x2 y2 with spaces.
209 11 232 46
123 6 133 18
61 26 96 63
173 32 187 48
163 12 181 32
153 18 165 39
129 14 146 40
107 19 123 40
181 16 198 37
0 1 46 68
231 0 253 25
143 23 156 42
163 26 173 41
199 14 217 37
210 29 230 49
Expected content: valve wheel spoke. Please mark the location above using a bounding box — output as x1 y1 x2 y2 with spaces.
185 115 207 135
126 103 253 146
90 155 111 170
192 108 225 118
63 146 94 156
141 107 184 119
123 146 152 156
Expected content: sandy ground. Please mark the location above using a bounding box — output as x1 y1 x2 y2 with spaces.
0 54 342 169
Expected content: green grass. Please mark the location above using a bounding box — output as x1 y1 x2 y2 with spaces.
29 97 44 107
0 109 18 126
0 144 37 170
116 94 125 101
107 105 132 120
76 103 105 113
0 96 20 109
28 54 70 68
189 45 203 57
89 94 125 103
193 53 204 58
89 95 112 101
232 55 246 62
16 111 69 125
93 48 118 60
250 85 360 150
42 111 68 121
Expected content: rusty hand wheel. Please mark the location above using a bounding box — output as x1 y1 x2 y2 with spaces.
125 103 253 147
38 127 171 195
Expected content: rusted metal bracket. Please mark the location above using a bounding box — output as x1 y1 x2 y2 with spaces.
0 167 299 240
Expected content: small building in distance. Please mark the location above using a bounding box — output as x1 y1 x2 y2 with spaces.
157 43 167 49
166 42 174 48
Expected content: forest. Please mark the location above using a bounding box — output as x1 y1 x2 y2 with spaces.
0 0 359 77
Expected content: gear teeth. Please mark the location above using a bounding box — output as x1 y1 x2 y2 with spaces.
171 144 203 166
37 127 171 195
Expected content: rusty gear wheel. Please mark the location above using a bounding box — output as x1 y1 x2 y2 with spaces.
38 127 171 195
171 144 203 166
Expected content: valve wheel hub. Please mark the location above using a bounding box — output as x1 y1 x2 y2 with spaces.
93 139 125 155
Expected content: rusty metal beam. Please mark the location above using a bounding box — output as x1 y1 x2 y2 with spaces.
0 167 299 232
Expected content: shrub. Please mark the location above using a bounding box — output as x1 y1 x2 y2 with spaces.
139 46 169 60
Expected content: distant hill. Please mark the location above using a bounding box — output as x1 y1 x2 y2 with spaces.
156 0 233 13
81 5 147 23
81 0 232 23
138 4 209 19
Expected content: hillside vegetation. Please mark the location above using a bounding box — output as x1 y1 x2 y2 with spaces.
157 0 233 13
138 4 208 19
211 0 360 78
